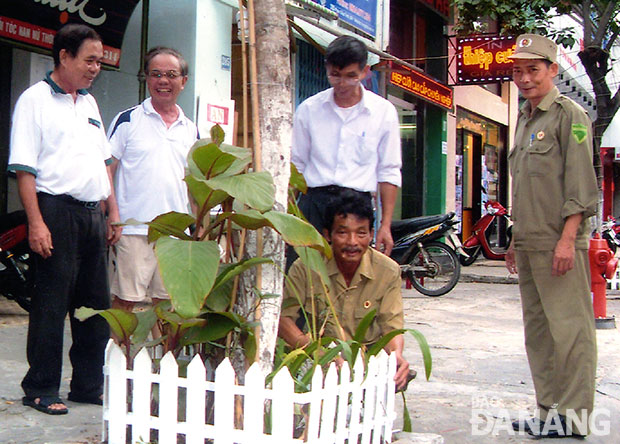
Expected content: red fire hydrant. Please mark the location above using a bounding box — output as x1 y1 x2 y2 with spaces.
589 234 617 329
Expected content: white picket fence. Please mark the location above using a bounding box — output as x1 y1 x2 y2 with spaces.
102 341 397 444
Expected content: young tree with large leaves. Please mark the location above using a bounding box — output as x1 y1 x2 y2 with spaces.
453 0 620 185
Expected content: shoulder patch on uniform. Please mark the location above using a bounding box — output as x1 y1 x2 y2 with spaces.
571 123 588 144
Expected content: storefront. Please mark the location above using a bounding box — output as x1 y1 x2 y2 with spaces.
449 34 518 246
0 0 236 213
0 0 140 212
455 109 508 245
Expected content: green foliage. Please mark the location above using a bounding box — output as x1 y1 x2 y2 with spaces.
80 125 330 365
453 0 574 40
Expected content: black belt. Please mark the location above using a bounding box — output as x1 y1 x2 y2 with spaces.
307 185 371 197
39 193 100 210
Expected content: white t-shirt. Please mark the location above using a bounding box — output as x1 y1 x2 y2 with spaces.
291 85 402 192
8 74 112 201
108 97 198 235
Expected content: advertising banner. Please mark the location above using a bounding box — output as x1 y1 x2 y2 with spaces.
312 0 377 37
0 0 140 67
389 62 453 111
456 35 516 85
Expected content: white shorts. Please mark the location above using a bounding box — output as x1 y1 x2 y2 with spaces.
109 235 168 302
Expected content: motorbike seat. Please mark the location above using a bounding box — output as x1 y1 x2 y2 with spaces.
391 213 454 240
0 210 27 233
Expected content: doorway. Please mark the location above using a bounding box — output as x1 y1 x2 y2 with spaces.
457 129 482 240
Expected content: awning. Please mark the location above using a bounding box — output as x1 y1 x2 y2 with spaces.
288 14 380 66
0 0 140 67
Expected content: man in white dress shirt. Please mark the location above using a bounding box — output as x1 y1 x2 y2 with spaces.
291 35 402 263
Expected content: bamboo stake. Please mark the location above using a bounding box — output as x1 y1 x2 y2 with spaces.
247 0 264 362
237 0 249 149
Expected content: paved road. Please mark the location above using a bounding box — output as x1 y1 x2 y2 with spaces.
400 279 620 444
1 262 619 443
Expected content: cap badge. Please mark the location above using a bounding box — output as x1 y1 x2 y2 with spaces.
519 38 532 48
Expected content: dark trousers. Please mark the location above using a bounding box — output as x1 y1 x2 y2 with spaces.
285 186 372 271
22 193 110 400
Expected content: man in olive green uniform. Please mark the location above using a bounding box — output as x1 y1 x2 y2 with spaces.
279 190 410 390
505 34 598 438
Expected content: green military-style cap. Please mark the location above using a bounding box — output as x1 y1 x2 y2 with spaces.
508 34 557 63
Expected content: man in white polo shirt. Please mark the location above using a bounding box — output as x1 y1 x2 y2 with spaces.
107 47 198 323
8 24 121 415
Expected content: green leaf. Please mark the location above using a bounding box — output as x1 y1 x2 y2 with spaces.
218 144 252 176
146 211 195 243
229 209 271 230
205 171 275 213
75 307 138 342
353 308 377 344
192 142 237 179
367 328 432 381
263 211 330 254
206 257 274 311
268 348 310 383
402 391 412 432
289 163 307 193
155 237 221 318
212 257 274 293
183 312 237 344
243 330 257 363
185 175 229 211
210 124 225 146
295 246 331 283
205 278 232 312
132 308 158 345
407 328 433 381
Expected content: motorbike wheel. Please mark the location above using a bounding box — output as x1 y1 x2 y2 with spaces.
0 252 33 313
405 241 461 297
459 245 481 266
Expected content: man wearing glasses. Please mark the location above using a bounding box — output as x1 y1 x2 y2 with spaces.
290 35 401 263
107 47 198 322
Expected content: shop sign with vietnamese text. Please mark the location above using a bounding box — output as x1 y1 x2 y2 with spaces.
389 63 453 111
0 0 140 67
312 0 377 37
456 35 516 84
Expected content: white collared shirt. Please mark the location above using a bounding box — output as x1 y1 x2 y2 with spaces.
291 85 402 192
108 97 198 235
8 76 112 201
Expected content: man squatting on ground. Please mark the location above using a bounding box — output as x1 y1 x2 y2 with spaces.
290 35 401 265
107 47 198 329
279 190 410 390
8 24 121 415
505 34 598 438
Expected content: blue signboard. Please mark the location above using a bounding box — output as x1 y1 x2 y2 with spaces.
314 0 377 37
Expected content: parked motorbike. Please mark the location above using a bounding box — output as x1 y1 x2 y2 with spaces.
0 210 32 312
459 200 512 266
389 212 464 296
601 217 620 254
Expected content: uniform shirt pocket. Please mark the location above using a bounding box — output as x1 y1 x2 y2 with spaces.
527 143 553 177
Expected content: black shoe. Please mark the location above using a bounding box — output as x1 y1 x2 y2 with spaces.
527 414 586 439
512 416 542 433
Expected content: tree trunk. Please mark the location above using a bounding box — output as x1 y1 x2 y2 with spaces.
578 45 620 229
253 0 293 374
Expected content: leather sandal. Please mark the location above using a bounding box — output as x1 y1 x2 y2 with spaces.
22 396 69 415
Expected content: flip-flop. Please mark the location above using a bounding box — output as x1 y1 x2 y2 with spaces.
67 392 103 406
22 396 69 415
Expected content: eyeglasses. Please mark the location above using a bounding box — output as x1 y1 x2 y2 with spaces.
327 74 360 86
147 70 182 79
